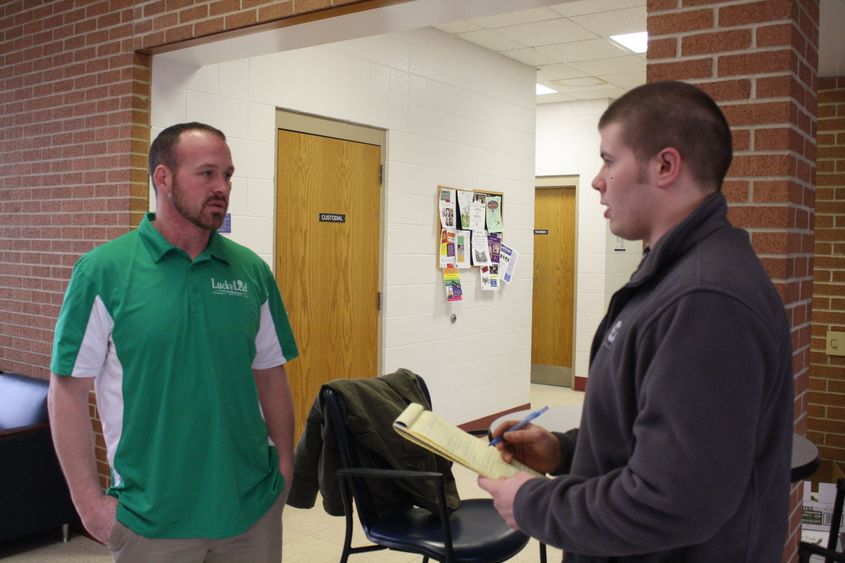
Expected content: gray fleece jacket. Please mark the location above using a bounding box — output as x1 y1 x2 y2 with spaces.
514 192 793 562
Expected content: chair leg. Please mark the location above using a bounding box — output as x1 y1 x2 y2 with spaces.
539 542 547 563
339 514 354 563
61 523 70 543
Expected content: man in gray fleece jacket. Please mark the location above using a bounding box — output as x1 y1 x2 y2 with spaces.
479 81 793 562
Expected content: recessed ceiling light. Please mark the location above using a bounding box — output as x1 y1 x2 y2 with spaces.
610 31 648 54
536 83 557 95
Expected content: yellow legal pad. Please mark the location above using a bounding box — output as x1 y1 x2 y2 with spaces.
393 403 544 479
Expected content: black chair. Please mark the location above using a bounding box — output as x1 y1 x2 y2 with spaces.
799 477 845 563
321 377 546 563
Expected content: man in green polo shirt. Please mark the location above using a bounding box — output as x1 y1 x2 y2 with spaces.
48 122 298 562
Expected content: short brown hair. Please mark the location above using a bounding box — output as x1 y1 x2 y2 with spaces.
148 122 226 191
598 81 732 190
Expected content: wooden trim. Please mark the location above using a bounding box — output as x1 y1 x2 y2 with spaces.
143 0 414 56
276 110 385 151
535 175 578 188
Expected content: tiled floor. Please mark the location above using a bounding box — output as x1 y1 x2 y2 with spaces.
1 384 583 563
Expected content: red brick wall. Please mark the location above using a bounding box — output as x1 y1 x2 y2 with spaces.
809 76 845 465
0 0 392 378
0 0 395 489
647 1 818 561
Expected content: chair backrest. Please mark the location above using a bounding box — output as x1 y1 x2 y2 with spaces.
0 373 49 431
321 386 381 526
319 375 434 527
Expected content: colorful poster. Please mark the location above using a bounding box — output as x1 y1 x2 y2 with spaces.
499 244 519 284
439 228 456 268
455 230 471 269
443 265 463 302
457 190 473 230
438 186 456 229
485 195 503 233
471 230 490 266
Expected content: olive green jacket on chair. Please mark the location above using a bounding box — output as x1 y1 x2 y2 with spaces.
287 368 461 516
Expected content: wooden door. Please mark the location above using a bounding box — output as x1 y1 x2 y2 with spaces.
531 186 576 387
275 129 381 440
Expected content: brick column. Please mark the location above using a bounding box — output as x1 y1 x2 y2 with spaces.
810 76 845 465
646 1 818 561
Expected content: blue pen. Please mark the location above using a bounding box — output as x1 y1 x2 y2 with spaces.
488 405 549 446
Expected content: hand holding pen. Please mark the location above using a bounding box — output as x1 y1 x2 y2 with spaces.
488 405 549 447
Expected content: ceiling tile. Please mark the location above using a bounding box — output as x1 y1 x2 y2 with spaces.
537 38 629 62
569 7 647 37
537 62 591 81
601 71 647 89
502 48 561 66
457 29 526 51
495 18 597 47
436 21 484 34
569 55 645 75
537 91 579 104
565 84 627 100
470 7 562 29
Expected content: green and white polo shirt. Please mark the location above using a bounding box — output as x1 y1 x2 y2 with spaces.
51 213 298 539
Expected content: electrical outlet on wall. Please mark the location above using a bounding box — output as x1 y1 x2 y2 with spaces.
826 331 845 357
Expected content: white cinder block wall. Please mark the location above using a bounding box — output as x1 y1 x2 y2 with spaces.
535 101 641 382
151 27 537 424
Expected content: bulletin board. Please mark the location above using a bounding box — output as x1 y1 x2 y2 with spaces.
437 185 519 302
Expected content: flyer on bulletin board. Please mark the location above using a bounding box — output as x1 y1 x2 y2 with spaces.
457 190 473 230
471 230 491 266
499 244 519 284
455 230 471 269
469 193 486 232
439 187 457 229
480 264 499 291
439 229 456 268
485 195 503 233
487 232 501 265
443 266 463 302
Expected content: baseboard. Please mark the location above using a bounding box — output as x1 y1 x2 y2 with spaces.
573 375 588 391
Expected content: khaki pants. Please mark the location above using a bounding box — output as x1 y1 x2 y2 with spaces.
109 493 284 563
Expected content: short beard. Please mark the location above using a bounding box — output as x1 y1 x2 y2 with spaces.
171 179 227 231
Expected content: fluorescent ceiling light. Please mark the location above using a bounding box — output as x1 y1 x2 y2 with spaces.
610 31 648 54
536 83 557 95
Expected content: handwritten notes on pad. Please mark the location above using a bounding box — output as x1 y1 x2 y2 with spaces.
393 403 544 479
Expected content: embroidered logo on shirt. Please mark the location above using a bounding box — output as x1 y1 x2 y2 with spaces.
606 320 623 347
211 278 248 297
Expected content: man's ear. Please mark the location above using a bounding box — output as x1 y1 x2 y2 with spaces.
654 147 682 187
152 164 172 195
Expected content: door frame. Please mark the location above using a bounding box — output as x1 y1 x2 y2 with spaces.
274 108 387 376
533 175 579 385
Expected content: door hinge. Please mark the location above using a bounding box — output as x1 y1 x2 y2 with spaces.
377 291 381 311
379 164 384 186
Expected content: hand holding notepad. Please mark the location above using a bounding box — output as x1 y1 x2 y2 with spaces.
393 403 545 479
